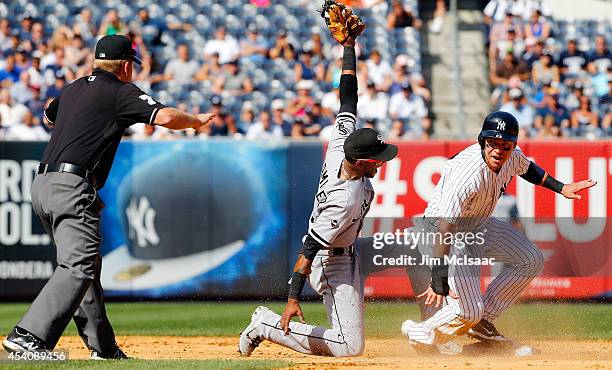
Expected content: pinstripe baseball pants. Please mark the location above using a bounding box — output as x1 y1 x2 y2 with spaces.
407 218 544 345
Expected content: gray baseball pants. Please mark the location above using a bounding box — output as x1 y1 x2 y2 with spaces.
17 172 117 354
256 236 434 357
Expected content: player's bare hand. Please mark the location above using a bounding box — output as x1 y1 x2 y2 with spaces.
280 298 306 334
417 286 459 308
561 179 597 200
194 113 215 129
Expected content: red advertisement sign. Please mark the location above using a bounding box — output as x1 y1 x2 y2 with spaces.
364 141 612 299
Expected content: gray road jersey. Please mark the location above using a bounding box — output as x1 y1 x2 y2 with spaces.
308 112 375 248
424 143 530 231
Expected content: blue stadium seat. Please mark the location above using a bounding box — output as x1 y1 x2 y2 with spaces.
268 79 287 98
210 3 227 23
225 14 243 37
250 91 269 112
252 68 271 90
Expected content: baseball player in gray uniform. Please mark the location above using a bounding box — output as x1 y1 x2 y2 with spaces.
238 5 405 356
401 111 596 351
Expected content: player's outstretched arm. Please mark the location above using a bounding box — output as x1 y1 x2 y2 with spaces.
520 162 597 200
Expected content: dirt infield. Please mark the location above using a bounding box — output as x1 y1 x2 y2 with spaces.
57 336 611 369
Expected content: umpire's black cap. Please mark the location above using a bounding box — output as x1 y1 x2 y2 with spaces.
479 111 519 145
344 128 398 162
95 35 141 65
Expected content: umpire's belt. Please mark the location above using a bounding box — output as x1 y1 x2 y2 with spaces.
38 163 96 185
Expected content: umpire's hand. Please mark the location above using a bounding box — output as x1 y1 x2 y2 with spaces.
194 113 215 129
280 298 306 334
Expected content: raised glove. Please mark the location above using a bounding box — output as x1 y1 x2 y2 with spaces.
320 0 366 45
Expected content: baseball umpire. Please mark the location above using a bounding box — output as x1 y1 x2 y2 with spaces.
2 35 214 359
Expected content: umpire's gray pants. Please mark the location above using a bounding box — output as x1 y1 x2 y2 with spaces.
17 172 117 353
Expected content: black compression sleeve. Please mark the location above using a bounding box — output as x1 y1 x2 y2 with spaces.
543 174 564 194
339 74 357 115
342 47 356 72
339 46 357 115
520 162 546 185
302 234 323 261
288 272 307 300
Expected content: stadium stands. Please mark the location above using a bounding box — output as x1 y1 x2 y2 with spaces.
485 0 611 139
0 0 431 141
0 0 609 141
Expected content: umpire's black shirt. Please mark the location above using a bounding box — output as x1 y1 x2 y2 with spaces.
42 68 165 188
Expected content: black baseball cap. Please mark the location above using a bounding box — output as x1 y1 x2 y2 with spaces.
344 128 398 162
95 35 141 65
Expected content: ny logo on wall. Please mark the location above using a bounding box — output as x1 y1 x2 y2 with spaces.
126 196 160 248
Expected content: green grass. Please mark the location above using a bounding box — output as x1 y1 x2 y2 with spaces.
0 301 609 340
2 359 290 369
0 302 609 369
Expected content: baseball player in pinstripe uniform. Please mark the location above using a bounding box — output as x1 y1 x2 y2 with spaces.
238 2 407 357
401 111 596 351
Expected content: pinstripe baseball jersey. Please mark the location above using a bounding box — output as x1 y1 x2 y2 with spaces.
424 143 530 230
308 111 375 248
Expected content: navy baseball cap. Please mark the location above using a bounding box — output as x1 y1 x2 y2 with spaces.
344 128 398 162
95 35 141 65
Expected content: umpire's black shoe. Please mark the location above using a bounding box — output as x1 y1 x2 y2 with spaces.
2 327 50 353
467 319 508 342
91 347 130 360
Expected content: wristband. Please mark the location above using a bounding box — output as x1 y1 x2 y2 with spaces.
543 175 564 194
430 258 450 296
288 272 307 300
342 47 356 71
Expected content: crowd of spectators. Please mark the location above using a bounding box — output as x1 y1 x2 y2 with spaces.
0 1 430 142
484 0 611 139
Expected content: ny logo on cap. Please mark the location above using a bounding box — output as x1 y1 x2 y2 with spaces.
99 52 105 58
377 134 384 144
126 196 160 248
497 121 506 131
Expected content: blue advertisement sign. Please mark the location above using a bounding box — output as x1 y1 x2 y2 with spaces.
98 140 291 298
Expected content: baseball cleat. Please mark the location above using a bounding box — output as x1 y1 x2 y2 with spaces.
91 347 130 360
238 306 269 357
2 327 50 354
435 341 463 355
467 319 508 342
401 320 462 355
